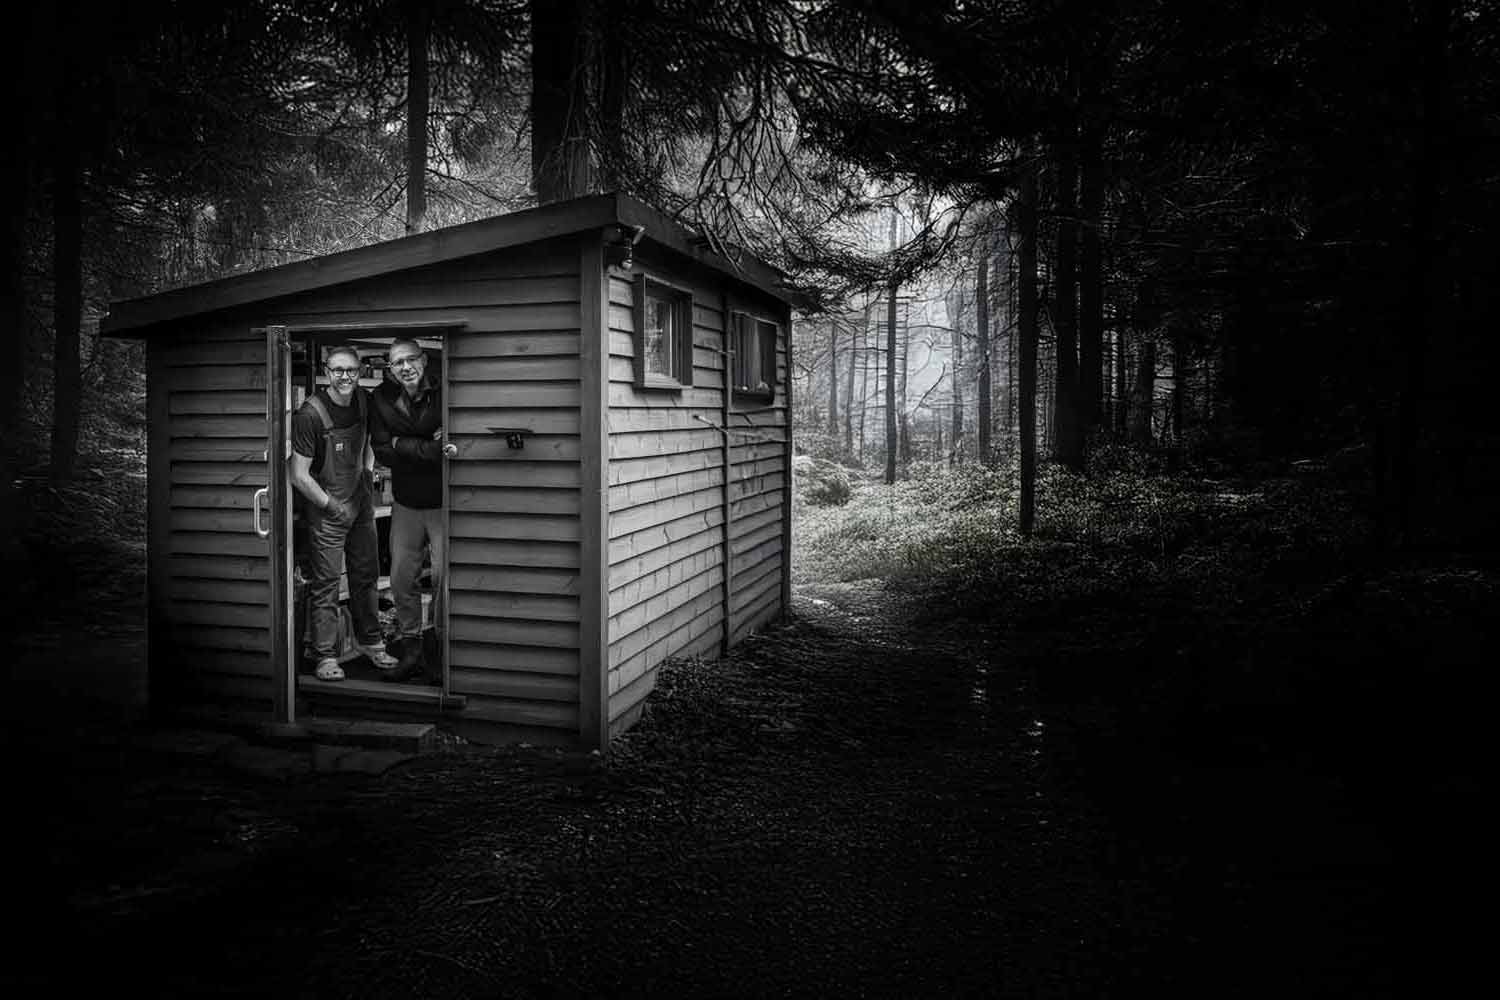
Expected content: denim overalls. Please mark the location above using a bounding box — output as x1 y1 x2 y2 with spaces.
302 390 382 662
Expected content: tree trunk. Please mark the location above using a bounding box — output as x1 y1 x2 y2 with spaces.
1172 329 1188 444
1004 256 1016 452
1017 163 1039 535
1050 134 1082 470
404 0 429 235
1114 325 1129 436
1080 122 1104 443
976 249 992 464
950 297 963 461
1130 339 1156 446
50 119 82 481
827 324 839 437
885 209 899 484
530 0 594 203
845 305 861 456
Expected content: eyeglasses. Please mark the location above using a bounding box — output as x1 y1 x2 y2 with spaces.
325 366 361 378
389 356 423 369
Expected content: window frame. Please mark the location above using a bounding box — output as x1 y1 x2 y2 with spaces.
729 310 779 403
632 274 695 391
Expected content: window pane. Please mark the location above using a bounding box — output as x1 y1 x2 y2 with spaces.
645 297 672 376
756 321 777 390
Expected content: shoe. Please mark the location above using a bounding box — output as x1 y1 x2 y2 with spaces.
314 658 345 682
380 637 425 683
353 641 398 670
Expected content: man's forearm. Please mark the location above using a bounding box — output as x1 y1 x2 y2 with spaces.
291 470 334 509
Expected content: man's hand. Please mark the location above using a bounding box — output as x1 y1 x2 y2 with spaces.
324 495 357 524
434 426 458 458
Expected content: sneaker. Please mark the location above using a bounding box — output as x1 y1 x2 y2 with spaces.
380 636 425 683
314 658 345 682
353 641 398 670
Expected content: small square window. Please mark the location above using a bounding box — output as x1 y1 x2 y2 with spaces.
634 275 694 390
731 312 778 401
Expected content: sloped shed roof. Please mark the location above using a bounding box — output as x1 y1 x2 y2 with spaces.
101 192 797 337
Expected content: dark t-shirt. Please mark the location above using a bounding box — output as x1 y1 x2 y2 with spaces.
291 389 365 472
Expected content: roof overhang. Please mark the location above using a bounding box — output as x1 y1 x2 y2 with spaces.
101 192 799 337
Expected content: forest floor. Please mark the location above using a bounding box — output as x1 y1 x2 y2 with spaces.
6 452 1473 997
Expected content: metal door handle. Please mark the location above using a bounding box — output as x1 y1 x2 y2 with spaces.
253 487 270 538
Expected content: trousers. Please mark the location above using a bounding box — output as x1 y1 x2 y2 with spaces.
304 488 381 661
389 501 445 640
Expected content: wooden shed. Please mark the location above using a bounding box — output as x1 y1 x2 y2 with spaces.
101 192 795 748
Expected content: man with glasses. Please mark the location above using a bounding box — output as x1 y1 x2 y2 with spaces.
369 338 457 683
290 344 398 681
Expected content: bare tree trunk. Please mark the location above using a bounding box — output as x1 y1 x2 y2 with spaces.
885 209 899 484
899 310 912 467
845 306 861 456
976 249 992 464
827 324 839 437
1018 162 1039 536
1050 134 1082 470
950 302 963 461
530 0 595 203
1114 325 1129 436
1172 329 1188 444
404 0 429 234
1130 339 1156 446
1080 123 1104 446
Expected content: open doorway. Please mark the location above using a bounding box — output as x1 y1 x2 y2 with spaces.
287 331 448 699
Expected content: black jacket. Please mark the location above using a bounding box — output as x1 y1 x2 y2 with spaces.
369 377 444 509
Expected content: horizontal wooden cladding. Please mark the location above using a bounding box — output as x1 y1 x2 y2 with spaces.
166 626 271 654
446 331 579 359
449 407 580 437
452 694 578 731
608 584 722 672
451 433 579 462
728 471 785 505
169 461 268 487
448 486 581 516
449 669 579 703
169 365 268 392
606 383 725 410
609 545 720 620
161 339 265 367
168 441 267 463
449 538 579 569
450 511 580 542
731 557 783 616
169 578 270 605
171 509 264 534
449 565 580 595
448 381 581 408
606 302 724 339
164 671 273 708
608 485 720 540
448 641 579 676
609 466 722 513
159 648 272 681
168 531 269 557
265 303 581 334
609 427 721 461
170 391 265 415
449 615 579 649
609 450 721 488
170 554 270 582
607 505 723 565
171 485 259 510
729 489 781 523
730 588 782 648
277 272 580 316
608 522 719 591
167 601 270 629
609 617 722 724
729 510 782 555
448 356 581 382
450 589 580 623
449 462 580 489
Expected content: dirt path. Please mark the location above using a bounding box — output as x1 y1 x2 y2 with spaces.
11 575 1397 997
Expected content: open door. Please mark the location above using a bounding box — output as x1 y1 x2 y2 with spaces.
259 324 297 724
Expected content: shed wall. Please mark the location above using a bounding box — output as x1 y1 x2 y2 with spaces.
604 261 790 732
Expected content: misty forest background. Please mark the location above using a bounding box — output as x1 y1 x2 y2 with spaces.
3 0 1497 632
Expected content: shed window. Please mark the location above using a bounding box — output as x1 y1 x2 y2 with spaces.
633 275 693 390
730 312 778 401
